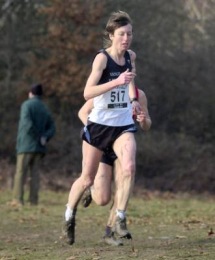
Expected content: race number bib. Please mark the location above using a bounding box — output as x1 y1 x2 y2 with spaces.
107 86 128 109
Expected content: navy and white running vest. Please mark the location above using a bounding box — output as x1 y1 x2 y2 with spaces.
89 50 134 126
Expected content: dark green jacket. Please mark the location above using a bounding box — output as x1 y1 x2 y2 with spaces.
16 96 56 154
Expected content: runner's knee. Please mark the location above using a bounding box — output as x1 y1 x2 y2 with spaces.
92 191 111 206
96 195 111 206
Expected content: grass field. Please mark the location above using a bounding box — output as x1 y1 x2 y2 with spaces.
0 189 215 260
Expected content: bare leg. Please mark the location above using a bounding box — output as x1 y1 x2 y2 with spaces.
106 160 120 228
106 201 117 227
67 141 102 209
65 141 103 245
111 132 136 237
91 162 113 206
103 161 124 246
113 132 136 211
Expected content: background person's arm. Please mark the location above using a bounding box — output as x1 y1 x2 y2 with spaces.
136 89 152 131
78 99 94 125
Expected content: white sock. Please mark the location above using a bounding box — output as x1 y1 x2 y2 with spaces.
116 209 126 220
65 204 74 221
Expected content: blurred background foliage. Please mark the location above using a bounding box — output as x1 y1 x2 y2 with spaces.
0 0 214 193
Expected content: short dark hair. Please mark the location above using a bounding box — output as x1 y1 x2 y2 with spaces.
103 11 132 48
31 84 43 96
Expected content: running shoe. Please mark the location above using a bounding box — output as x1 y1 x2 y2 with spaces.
103 232 123 246
114 216 132 239
82 188 92 208
65 216 76 245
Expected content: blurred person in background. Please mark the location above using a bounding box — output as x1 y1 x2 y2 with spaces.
12 83 55 206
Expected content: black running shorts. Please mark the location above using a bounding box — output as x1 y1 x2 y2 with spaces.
81 121 137 154
101 148 117 166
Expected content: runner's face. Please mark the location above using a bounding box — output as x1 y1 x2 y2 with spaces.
110 24 133 51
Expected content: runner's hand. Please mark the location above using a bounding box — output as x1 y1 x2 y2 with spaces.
132 100 142 115
116 69 136 86
136 111 146 123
